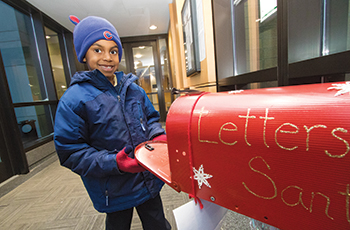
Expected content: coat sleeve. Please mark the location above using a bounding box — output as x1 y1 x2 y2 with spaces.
140 88 166 140
54 100 124 177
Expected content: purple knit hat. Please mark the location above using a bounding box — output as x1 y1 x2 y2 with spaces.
69 15 123 63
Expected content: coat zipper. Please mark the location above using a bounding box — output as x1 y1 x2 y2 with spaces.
140 118 146 131
115 73 139 150
105 190 109 206
138 102 146 131
105 176 111 207
116 89 135 148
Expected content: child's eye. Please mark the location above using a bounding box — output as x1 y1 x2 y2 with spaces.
94 49 102 53
110 50 118 55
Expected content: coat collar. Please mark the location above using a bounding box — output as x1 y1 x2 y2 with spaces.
71 69 138 94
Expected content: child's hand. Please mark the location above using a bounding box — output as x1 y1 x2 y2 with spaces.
152 134 167 142
116 146 145 173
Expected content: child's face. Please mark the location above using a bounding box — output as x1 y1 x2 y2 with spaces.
83 39 120 79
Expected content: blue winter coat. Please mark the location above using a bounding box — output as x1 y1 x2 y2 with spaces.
54 69 165 213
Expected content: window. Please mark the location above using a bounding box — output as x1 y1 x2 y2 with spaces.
0 1 46 103
158 38 173 112
232 0 278 75
45 27 67 99
118 48 127 73
0 1 56 148
288 0 322 63
288 0 350 63
219 0 350 90
15 105 54 147
323 0 350 55
133 45 159 111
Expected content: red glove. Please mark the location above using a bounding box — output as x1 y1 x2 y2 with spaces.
152 134 167 142
116 146 145 173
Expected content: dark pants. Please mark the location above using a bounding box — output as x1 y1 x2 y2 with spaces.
105 194 171 230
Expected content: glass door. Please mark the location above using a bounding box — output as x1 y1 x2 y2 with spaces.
130 41 167 121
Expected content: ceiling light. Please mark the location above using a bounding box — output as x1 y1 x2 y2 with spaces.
139 46 145 49
46 35 51 39
135 54 142 58
149 25 158 30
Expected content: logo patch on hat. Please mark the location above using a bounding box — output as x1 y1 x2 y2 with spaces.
103 31 113 40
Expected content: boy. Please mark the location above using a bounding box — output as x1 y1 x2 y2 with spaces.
54 15 170 230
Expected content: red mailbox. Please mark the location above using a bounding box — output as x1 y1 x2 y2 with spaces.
135 82 350 229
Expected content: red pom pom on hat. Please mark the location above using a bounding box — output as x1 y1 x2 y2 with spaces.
69 15 80 25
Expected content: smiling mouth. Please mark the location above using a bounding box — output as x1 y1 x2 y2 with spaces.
99 65 114 71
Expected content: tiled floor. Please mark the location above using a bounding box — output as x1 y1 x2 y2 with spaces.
0 153 251 230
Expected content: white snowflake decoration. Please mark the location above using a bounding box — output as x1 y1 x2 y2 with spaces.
193 164 213 189
327 82 350 97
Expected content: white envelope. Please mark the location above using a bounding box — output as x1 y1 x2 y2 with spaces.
173 198 228 230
